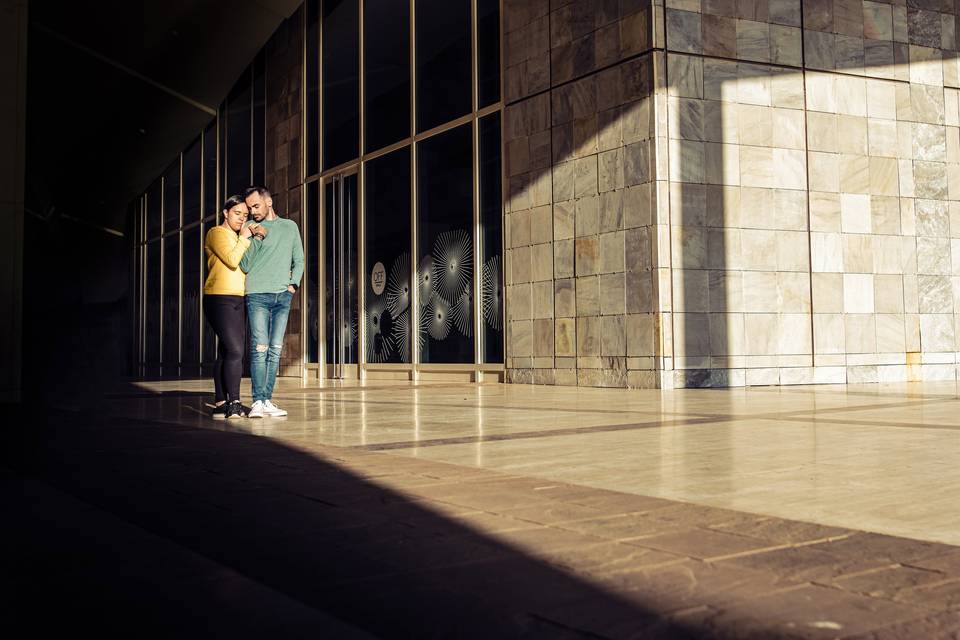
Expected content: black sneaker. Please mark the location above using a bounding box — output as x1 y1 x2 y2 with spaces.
225 400 246 420
211 403 228 419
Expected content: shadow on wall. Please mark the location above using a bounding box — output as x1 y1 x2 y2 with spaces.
504 0 960 388
12 388 742 639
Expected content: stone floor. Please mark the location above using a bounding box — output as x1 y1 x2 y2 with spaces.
9 378 960 638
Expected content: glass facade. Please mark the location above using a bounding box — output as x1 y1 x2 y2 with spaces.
322 0 359 170
363 0 410 152
364 149 410 364
131 0 503 380
417 124 473 364
415 0 471 133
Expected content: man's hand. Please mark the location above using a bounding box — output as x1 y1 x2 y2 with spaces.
249 223 267 239
287 285 297 294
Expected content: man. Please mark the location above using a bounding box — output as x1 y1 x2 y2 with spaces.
239 186 304 418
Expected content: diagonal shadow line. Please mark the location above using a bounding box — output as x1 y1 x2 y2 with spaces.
352 414 733 451
9 392 806 640
771 414 960 432
349 396 960 451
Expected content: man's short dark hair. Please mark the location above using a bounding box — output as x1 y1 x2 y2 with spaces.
243 186 271 199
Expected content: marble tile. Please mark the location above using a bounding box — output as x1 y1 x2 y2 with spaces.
844 273 876 313
841 193 872 234
812 273 844 313
576 275 600 316
667 8 702 53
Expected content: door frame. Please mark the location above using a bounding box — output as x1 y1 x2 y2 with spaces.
320 164 361 380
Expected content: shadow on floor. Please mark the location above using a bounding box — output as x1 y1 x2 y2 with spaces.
7 384 792 639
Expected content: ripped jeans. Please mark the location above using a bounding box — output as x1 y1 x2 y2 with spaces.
246 290 294 402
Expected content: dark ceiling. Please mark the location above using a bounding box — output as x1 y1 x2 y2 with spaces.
26 0 301 231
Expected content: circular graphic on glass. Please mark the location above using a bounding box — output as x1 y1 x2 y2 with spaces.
386 252 411 317
425 295 452 341
431 229 472 305
482 254 502 331
365 298 393 363
371 261 386 296
391 309 412 363
451 289 472 337
417 254 435 309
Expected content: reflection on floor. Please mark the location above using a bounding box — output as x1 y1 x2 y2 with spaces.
115 378 960 546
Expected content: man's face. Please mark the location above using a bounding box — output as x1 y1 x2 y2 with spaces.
245 191 271 222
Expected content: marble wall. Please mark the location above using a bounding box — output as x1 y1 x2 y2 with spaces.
504 0 960 387
504 0 664 386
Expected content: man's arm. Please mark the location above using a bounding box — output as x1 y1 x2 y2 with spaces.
289 222 305 287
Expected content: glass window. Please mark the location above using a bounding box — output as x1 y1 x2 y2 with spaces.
147 179 162 238
479 113 503 362
253 52 266 188
201 218 218 368
162 233 180 370
417 124 473 363
146 240 161 364
306 0 320 176
226 69 252 196
323 0 359 169
203 120 218 218
416 0 471 132
181 225 202 371
183 137 201 223
137 244 144 364
306 181 320 363
365 148 411 363
364 0 410 152
219 101 228 206
477 0 500 108
163 159 181 232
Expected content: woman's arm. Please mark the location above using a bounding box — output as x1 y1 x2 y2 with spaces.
207 228 251 270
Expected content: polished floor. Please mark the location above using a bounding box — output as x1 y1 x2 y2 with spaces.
17 377 960 637
110 378 960 546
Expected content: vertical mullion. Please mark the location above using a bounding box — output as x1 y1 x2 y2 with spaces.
358 0 366 378
410 0 419 378
140 197 146 371
178 154 184 375
159 177 165 372
249 66 255 186
199 130 206 366
471 0 481 369
497 0 506 367
301 10 309 375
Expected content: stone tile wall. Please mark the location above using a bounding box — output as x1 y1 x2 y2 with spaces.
505 0 960 387
504 0 664 386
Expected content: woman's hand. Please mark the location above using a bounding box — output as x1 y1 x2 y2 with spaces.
240 224 254 239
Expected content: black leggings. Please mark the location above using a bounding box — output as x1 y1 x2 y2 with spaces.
203 295 245 403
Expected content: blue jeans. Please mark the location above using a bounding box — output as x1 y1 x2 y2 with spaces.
246 291 294 402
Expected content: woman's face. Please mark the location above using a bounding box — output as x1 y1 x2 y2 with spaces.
223 203 248 232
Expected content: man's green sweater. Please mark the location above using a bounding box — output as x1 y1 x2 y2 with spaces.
239 217 305 294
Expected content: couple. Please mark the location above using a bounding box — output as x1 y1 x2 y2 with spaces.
202 186 304 419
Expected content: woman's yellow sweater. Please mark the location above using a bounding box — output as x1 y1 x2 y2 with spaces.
203 226 251 296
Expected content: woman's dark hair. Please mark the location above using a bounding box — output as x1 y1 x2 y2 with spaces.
221 194 246 213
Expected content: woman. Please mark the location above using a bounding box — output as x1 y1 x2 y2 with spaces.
203 195 262 419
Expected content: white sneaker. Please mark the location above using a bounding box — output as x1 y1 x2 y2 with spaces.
248 400 265 419
263 400 288 417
